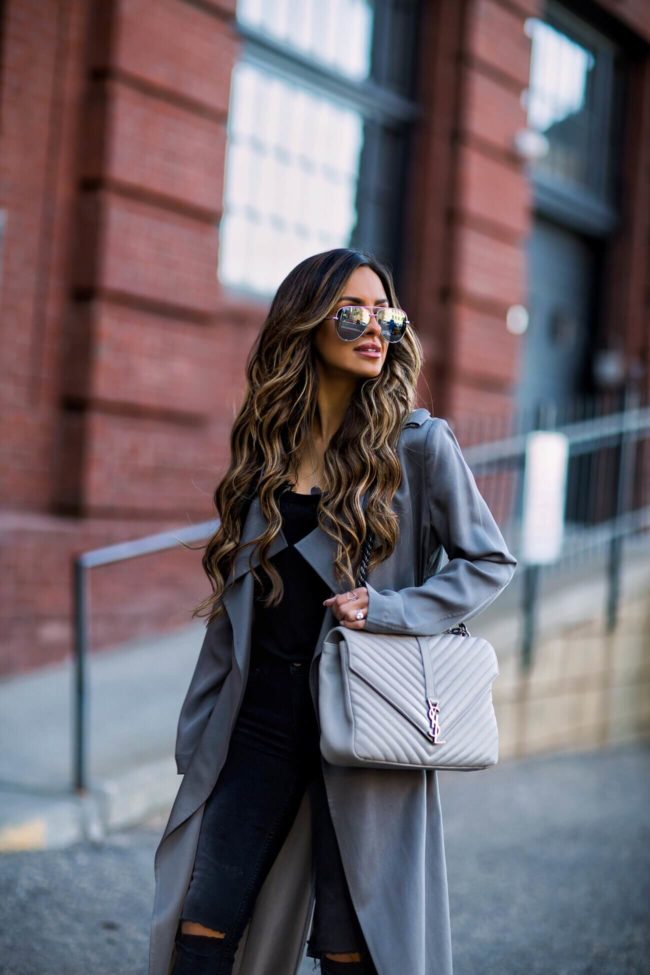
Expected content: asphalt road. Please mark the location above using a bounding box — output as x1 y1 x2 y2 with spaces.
0 741 648 975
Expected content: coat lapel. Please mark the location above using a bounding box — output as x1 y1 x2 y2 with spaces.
224 491 351 596
225 494 287 585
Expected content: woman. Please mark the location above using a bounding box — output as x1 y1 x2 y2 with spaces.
148 247 518 975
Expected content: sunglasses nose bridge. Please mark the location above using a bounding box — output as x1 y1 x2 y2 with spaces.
364 309 383 334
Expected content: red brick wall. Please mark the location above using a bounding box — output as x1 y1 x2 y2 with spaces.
1 0 85 511
63 0 240 519
403 0 538 429
0 0 266 675
601 42 650 408
449 0 537 427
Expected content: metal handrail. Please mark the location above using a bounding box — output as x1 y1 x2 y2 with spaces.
72 519 221 793
460 403 650 467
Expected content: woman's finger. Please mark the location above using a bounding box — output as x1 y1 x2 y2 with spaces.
322 587 368 628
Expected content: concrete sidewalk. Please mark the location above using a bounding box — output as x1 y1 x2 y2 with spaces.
0 537 647 852
0 622 205 851
0 740 647 973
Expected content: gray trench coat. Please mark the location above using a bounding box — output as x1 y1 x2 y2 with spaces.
147 408 518 975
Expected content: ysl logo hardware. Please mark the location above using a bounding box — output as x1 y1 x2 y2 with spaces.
426 697 446 744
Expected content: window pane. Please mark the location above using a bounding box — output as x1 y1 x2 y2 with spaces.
527 20 594 133
524 15 617 205
218 61 365 296
237 0 374 82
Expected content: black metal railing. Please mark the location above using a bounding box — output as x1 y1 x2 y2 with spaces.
72 521 219 793
458 384 650 670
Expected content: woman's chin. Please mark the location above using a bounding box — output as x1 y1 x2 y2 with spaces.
349 357 383 376
321 357 383 380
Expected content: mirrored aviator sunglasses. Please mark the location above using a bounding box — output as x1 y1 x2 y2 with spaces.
326 305 410 344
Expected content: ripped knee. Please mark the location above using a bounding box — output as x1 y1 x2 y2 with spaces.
180 920 226 938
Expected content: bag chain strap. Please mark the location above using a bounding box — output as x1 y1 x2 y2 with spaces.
355 526 470 638
355 529 374 589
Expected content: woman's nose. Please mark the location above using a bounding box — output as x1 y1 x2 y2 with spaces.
365 313 383 336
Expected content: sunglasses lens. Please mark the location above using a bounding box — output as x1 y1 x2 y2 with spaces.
376 308 408 343
336 306 369 340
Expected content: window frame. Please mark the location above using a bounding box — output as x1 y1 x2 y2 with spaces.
217 1 422 302
527 1 624 238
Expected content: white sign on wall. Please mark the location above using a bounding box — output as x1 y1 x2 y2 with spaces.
521 430 569 564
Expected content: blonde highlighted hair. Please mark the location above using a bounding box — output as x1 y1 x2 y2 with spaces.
194 247 425 622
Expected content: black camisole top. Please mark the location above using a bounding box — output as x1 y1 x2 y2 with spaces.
249 484 332 664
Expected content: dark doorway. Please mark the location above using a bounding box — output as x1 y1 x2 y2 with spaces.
517 216 596 419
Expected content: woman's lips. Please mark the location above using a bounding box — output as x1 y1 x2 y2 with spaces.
354 347 381 358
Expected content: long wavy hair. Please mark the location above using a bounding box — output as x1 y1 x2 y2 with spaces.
193 247 425 623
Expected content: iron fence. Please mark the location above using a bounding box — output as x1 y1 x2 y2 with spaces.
456 383 649 669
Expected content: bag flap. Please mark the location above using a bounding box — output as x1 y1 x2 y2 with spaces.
324 626 498 744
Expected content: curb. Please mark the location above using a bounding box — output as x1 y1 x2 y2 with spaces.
0 757 178 852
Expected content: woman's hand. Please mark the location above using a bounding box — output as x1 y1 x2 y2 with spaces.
323 587 369 629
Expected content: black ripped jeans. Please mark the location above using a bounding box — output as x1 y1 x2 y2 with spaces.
173 645 377 975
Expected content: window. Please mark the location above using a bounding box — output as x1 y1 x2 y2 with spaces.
524 4 621 229
218 0 421 298
236 0 374 81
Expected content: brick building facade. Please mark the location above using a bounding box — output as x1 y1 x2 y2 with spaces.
1 0 649 675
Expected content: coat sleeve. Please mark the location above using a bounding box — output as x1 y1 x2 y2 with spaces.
174 611 233 773
363 417 518 636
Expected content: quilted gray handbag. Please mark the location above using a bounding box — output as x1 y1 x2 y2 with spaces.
318 530 500 771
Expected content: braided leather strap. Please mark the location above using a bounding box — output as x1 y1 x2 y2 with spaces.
353 520 471 639
356 529 375 588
